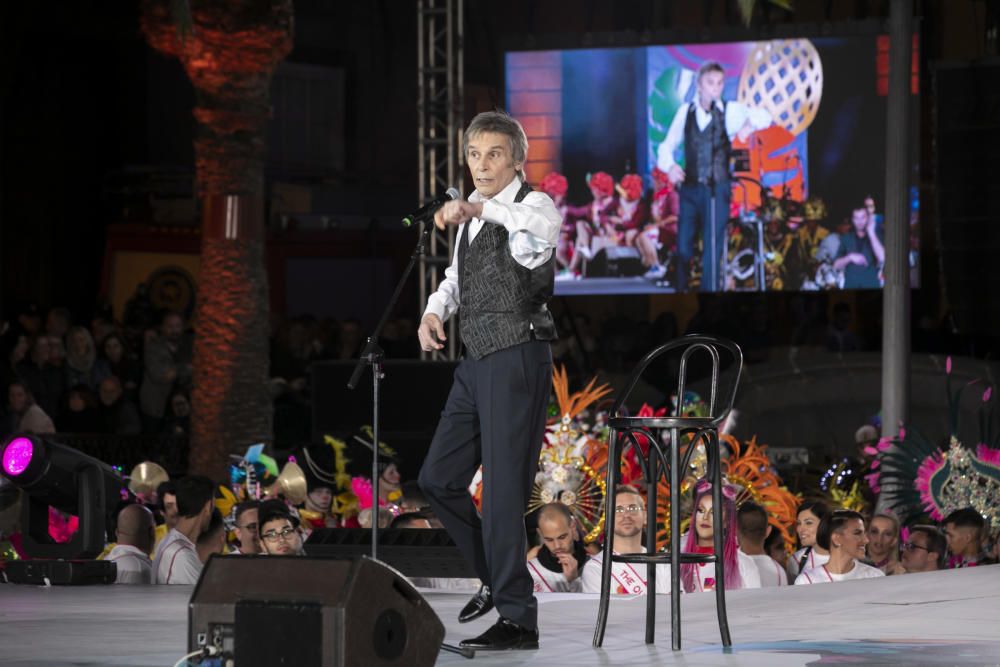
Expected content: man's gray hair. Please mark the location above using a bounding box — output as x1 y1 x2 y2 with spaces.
464 110 528 181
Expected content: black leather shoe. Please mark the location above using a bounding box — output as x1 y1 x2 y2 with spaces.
459 618 539 651
458 584 493 623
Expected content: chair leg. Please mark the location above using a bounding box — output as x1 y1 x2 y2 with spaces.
593 429 619 648
669 427 682 651
710 430 732 647
645 449 657 645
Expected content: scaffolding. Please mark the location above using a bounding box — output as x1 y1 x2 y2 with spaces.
417 0 463 360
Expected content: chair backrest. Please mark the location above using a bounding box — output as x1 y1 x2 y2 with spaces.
610 334 743 427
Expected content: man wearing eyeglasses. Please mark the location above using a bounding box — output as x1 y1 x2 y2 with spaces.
900 525 945 573
581 485 668 594
257 501 305 557
231 501 261 555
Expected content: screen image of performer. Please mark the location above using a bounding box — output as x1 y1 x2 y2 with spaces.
417 110 561 651
832 207 885 289
656 61 772 291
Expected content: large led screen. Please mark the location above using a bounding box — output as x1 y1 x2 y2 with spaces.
505 35 920 295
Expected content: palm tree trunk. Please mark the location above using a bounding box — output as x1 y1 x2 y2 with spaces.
142 0 293 481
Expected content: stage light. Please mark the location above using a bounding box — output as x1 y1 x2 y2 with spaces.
0 433 123 560
2 436 34 477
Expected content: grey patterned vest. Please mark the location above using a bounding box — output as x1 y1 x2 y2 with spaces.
684 101 731 187
457 182 557 360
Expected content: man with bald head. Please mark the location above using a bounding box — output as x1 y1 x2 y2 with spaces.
527 503 588 593
105 504 156 584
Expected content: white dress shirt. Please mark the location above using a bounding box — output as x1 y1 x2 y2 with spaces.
689 549 762 592
656 99 773 173
423 177 561 324
104 544 153 585
527 557 583 593
742 551 788 587
786 546 830 581
152 529 202 585
795 560 885 585
580 549 672 595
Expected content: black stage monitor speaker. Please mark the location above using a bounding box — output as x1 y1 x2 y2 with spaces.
3 559 116 585
304 528 477 578
188 555 444 667
589 246 644 278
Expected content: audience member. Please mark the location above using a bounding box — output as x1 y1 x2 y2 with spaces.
795 510 884 584
64 325 111 389
97 376 142 435
581 485 667 594
943 508 989 568
231 501 261 555
101 332 141 399
901 525 946 573
737 502 787 587
104 504 156 584
681 480 760 592
866 512 905 574
153 475 214 584
258 501 306 556
527 503 588 593
57 384 103 433
160 391 191 436
764 524 789 570
15 335 65 419
45 307 72 340
196 509 228 563
1 381 56 436
140 311 193 432
46 334 67 371
90 314 116 348
154 480 178 549
787 501 830 581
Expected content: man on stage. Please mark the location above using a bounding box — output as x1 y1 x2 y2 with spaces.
656 61 772 291
417 109 561 651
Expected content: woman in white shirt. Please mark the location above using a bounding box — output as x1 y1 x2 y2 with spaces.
786 501 831 581
795 510 884 584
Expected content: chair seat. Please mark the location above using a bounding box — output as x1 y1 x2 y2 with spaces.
607 415 718 430
612 552 718 566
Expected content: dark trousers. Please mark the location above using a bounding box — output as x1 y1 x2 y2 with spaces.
677 182 730 292
418 340 552 630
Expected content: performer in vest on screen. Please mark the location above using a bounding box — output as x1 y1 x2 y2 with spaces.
656 61 772 292
416 110 561 652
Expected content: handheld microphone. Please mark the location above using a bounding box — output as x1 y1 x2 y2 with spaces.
402 188 461 227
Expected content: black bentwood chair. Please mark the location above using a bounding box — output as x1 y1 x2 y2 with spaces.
592 335 743 651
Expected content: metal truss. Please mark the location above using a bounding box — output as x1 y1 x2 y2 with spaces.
417 0 463 360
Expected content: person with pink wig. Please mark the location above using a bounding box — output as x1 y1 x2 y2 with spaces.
681 479 760 593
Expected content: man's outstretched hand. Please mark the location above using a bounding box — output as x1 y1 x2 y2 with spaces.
418 313 447 352
434 200 484 230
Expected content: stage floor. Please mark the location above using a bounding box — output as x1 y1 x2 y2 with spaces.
1 566 999 665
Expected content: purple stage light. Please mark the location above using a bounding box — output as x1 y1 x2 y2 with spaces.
2 437 34 477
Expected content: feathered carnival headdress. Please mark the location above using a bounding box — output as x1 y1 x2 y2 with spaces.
803 197 827 221
587 171 615 198
539 171 568 198
471 366 612 543
869 357 1000 529
616 174 644 202
580 390 798 553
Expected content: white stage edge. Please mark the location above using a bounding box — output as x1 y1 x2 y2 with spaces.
1 566 998 665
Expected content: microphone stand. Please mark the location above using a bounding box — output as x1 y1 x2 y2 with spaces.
347 220 476 661
348 218 436 561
